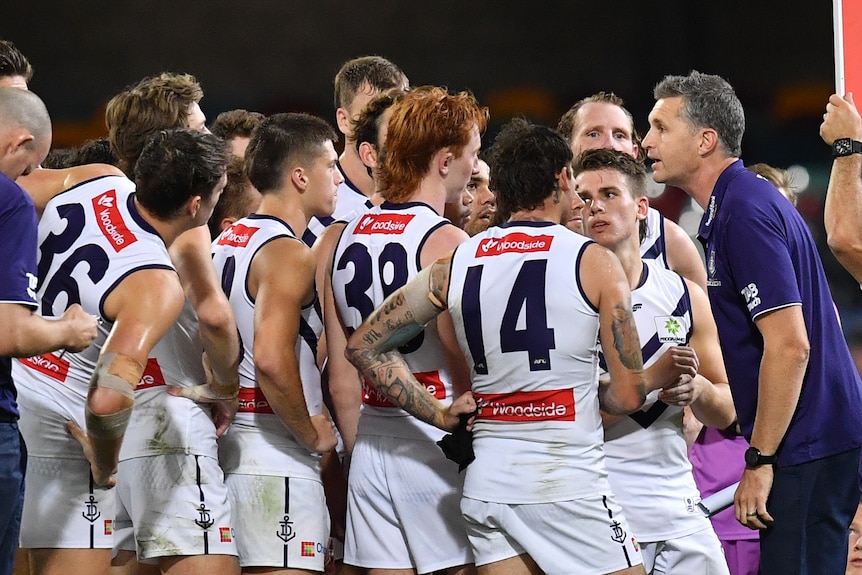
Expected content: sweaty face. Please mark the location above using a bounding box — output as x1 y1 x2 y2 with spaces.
305 140 343 218
576 168 646 251
446 126 481 204
464 159 495 236
444 190 472 229
642 96 701 188
566 102 637 235
570 102 638 157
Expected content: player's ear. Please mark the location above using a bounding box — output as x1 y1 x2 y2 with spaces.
291 167 307 191
557 166 572 193
188 195 202 218
636 195 649 220
335 107 351 137
358 142 377 170
437 148 454 177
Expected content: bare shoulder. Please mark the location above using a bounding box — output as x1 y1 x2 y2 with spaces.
311 221 347 270
421 223 469 268
18 164 126 211
106 267 184 323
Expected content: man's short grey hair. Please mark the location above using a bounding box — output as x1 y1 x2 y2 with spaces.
0 87 51 144
653 71 744 157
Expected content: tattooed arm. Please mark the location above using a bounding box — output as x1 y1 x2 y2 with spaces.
346 255 475 432
579 244 646 415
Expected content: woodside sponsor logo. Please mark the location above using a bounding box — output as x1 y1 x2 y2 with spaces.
92 190 138 252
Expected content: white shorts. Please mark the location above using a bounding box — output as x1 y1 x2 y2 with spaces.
460 494 643 575
113 454 237 562
639 527 730 575
227 474 329 571
344 434 472 573
19 455 115 549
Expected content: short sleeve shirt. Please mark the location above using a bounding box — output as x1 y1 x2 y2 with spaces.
0 174 39 418
698 160 862 467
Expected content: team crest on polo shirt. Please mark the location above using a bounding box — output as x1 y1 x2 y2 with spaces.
655 315 686 344
707 249 721 287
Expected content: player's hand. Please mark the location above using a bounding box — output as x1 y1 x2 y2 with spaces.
658 373 706 406
309 415 338 454
734 465 775 530
646 346 699 392
66 420 116 489
60 304 99 352
166 384 239 437
443 391 477 432
821 93 862 145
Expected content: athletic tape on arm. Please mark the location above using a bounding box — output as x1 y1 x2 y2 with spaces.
85 405 132 439
403 265 445 326
90 351 141 399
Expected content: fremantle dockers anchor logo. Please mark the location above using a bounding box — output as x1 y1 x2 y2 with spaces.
277 515 296 542
195 504 214 530
609 519 626 544
82 495 100 523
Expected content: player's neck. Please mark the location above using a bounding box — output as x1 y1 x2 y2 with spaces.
339 145 374 198
613 239 645 289
405 178 448 215
509 195 566 224
133 199 188 248
257 193 308 238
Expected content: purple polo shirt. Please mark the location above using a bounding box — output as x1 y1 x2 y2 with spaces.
0 173 39 419
698 160 862 468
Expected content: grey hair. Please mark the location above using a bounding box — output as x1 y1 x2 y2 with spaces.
0 87 51 144
653 71 744 157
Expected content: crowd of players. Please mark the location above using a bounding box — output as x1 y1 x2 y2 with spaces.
2 39 862 575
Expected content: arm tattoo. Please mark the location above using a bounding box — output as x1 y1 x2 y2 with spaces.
611 302 644 372
346 347 442 427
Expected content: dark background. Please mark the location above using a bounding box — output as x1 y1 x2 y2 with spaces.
5 0 862 345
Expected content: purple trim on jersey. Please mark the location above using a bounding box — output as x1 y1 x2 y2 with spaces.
0 174 39 417
48 174 124 199
415 220 451 271
697 160 862 467
97 264 177 320
574 241 597 313
641 211 666 263
379 200 439 213
336 160 370 206
246 213 297 237
126 193 161 237
243 234 298 305
298 297 319 357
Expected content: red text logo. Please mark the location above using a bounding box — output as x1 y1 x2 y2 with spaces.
363 371 446 407
237 386 274 414
217 223 259 247
92 190 138 252
476 233 553 257
354 213 414 235
18 353 70 383
137 358 166 390
475 388 576 422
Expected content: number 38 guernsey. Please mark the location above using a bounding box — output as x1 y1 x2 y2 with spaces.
331 202 456 442
447 221 611 504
